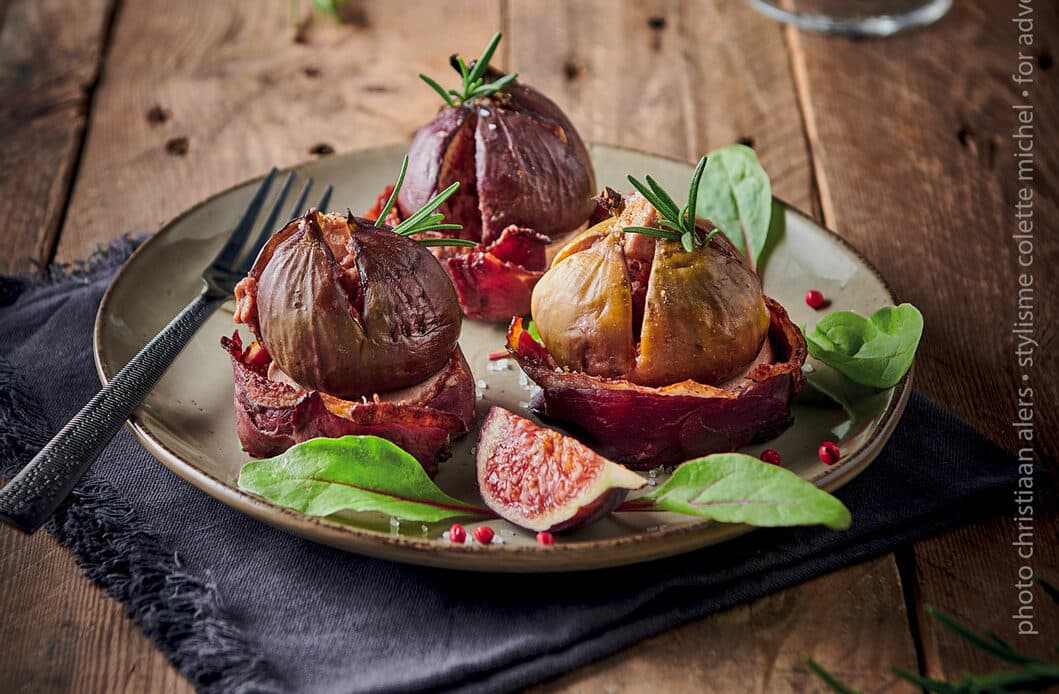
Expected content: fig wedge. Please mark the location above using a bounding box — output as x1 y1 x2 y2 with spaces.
476 407 645 532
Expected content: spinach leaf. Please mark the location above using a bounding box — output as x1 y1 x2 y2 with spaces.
695 144 773 270
238 436 490 522
806 304 923 389
637 453 851 529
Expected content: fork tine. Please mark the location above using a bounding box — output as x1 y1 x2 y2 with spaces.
317 184 333 213
234 171 297 269
214 168 278 268
258 171 297 236
287 177 314 223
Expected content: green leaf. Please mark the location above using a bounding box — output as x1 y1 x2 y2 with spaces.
416 237 478 248
686 155 708 235
418 74 455 106
645 175 681 220
467 32 502 86
639 453 851 529
525 318 543 343
623 225 681 242
805 658 862 694
310 0 342 20
806 304 923 389
1037 575 1059 605
238 436 490 523
695 144 772 269
392 181 460 237
375 155 408 227
926 606 1037 666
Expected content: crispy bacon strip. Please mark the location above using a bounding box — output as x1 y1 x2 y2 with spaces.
222 333 475 476
505 297 806 469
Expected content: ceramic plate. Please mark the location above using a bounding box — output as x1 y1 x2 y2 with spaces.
94 144 911 572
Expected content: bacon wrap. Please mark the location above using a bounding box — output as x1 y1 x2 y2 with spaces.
506 297 807 469
222 333 476 476
366 188 551 322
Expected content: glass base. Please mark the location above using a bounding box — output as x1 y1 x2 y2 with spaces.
746 0 952 36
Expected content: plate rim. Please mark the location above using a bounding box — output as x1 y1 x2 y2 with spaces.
93 143 913 572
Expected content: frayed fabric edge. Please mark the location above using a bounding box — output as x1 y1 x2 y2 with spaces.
0 240 285 693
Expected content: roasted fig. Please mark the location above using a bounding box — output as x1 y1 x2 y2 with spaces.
226 176 480 470
380 33 595 321
476 407 645 532
234 210 461 399
532 194 770 387
507 159 807 469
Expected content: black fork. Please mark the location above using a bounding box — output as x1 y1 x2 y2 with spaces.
0 169 333 533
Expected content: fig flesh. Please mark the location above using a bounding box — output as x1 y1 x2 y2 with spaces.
234 210 461 399
476 407 645 532
507 296 807 469
531 194 771 387
223 332 474 475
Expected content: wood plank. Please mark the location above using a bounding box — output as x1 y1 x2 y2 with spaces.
0 526 192 693
533 557 914 693
0 0 115 274
508 1 916 691
787 0 1059 684
3 2 499 692
55 0 502 262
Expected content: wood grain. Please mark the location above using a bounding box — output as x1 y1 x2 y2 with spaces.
3 0 1052 691
0 0 115 274
54 0 502 263
4 1 497 692
533 557 915 693
788 0 1059 684
0 527 192 693
509 2 916 691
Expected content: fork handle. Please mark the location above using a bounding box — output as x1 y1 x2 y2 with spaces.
0 289 227 533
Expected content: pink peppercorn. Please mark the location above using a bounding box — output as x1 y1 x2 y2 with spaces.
760 448 782 465
449 524 467 543
818 441 841 465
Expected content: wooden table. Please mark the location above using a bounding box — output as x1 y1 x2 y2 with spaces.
1 1 1055 691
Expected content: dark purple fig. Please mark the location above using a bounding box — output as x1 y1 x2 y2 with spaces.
235 210 461 399
400 67 595 247
531 194 770 387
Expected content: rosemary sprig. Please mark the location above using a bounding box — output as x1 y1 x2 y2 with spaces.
416 237 477 248
418 32 519 106
374 156 406 227
372 156 475 248
391 181 461 236
806 597 1059 694
624 155 719 253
